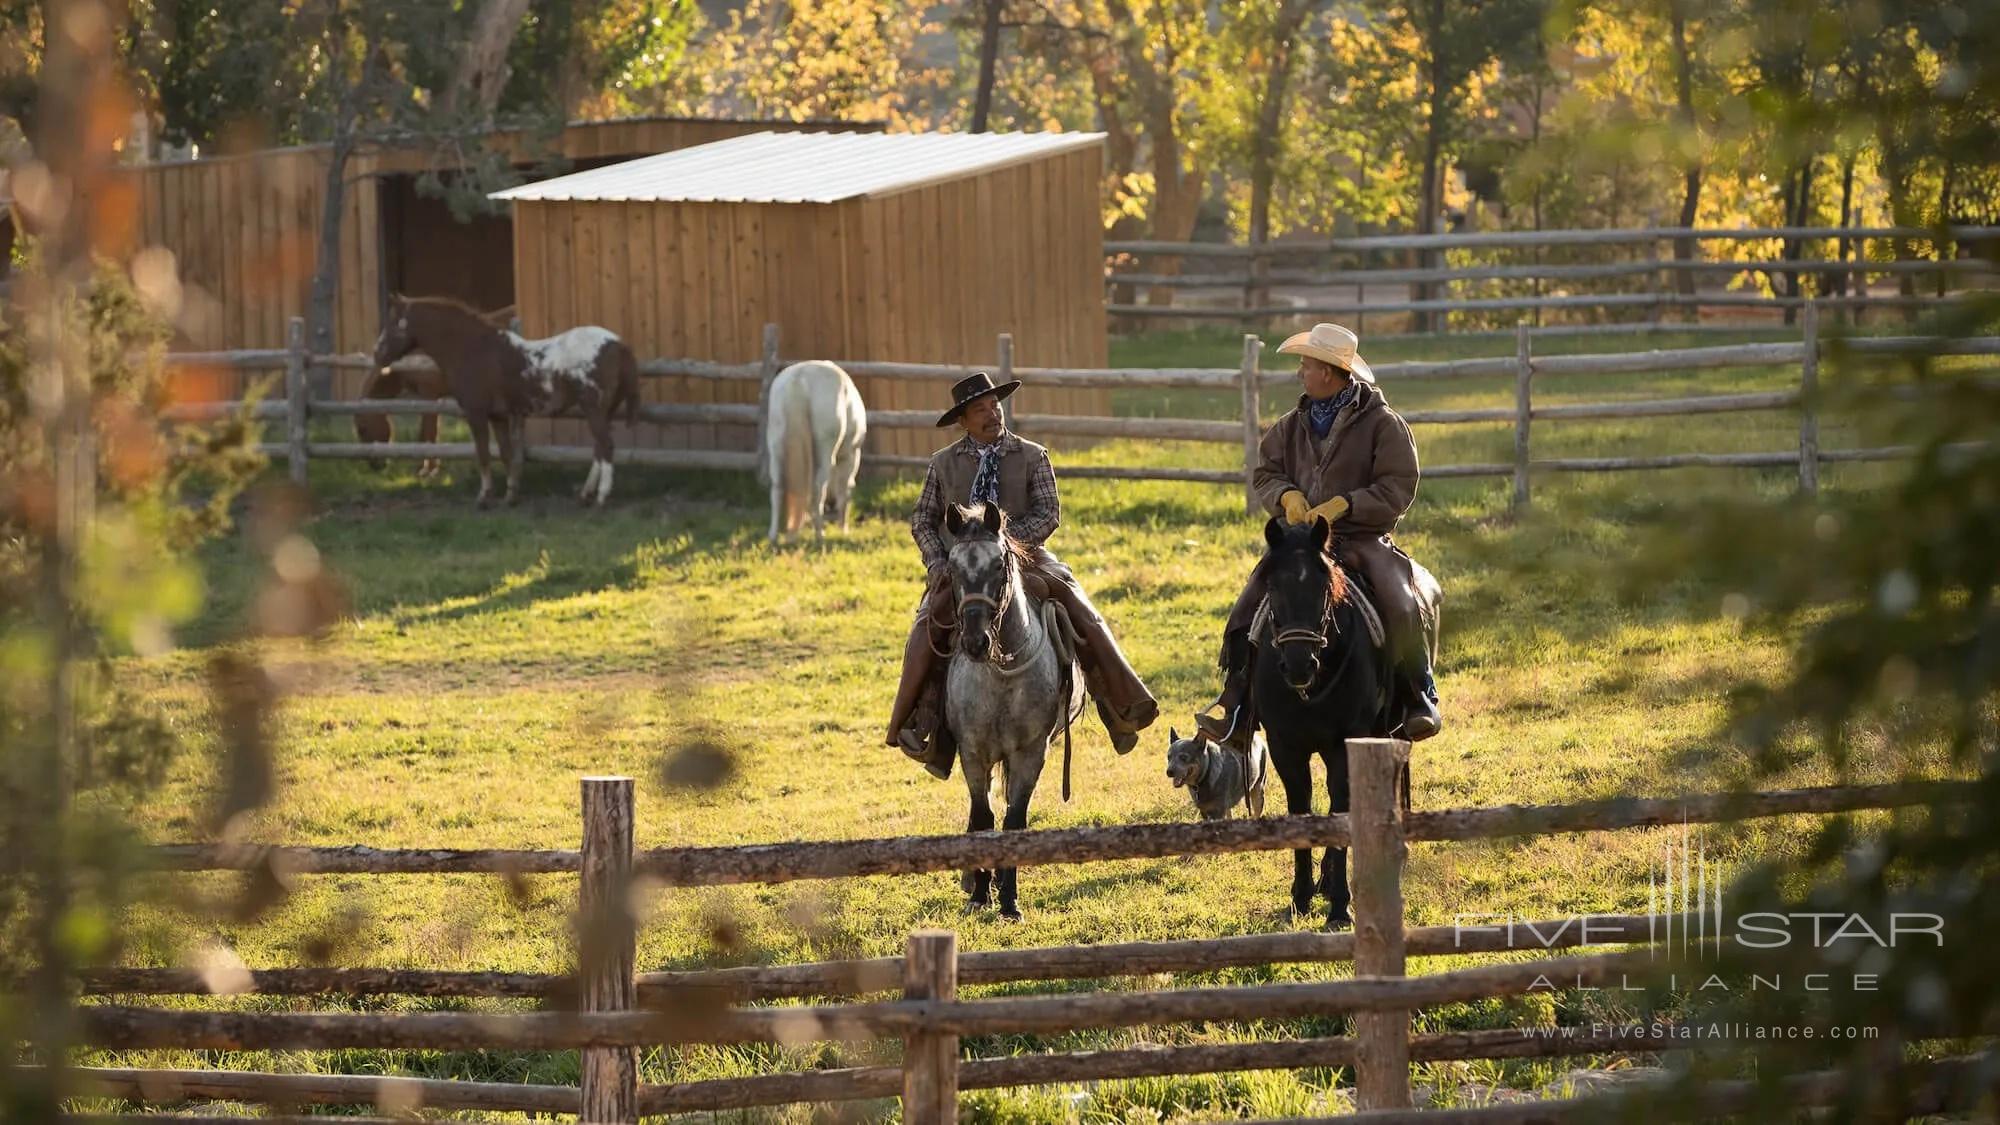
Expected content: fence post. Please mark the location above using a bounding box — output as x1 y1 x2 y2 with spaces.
753 323 782 487
997 332 1015 431
1238 333 1264 516
1798 300 1820 498
1512 323 1532 512
1347 736 1412 1111
285 316 308 487
579 776 638 1125
901 929 958 1124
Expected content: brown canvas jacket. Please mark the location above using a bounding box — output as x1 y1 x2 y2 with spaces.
1251 381 1419 537
910 431 1060 569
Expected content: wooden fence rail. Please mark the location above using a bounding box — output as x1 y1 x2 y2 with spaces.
1108 224 2000 256
146 777 1956 884
80 760 1972 1122
160 316 2000 510
79 911 1691 1001
1104 224 2000 332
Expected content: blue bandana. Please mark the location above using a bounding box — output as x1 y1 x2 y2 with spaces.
1307 383 1360 439
969 438 1003 505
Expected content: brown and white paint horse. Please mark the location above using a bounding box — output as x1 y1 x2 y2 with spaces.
371 295 641 508
355 304 516 478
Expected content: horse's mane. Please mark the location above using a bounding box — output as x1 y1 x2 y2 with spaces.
1270 523 1350 605
956 503 1035 570
398 294 512 325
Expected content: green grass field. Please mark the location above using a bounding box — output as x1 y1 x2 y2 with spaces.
82 324 1982 1120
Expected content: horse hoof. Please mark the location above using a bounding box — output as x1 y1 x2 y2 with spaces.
998 907 1023 923
1325 908 1353 931
475 496 494 511
1290 901 1316 923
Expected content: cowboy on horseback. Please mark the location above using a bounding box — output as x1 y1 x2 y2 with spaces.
1199 323 1442 747
886 372 1159 778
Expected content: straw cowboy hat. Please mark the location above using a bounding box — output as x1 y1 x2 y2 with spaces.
935 370 1022 427
1275 323 1375 385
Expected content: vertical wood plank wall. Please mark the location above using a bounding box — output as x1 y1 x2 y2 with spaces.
132 124 1109 461
126 119 872 400
507 144 1108 458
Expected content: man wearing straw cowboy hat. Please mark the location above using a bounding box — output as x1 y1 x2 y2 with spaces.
886 371 1159 778
1198 322 1442 746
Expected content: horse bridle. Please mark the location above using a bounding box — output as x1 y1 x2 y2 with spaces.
946 542 1017 659
1270 580 1340 651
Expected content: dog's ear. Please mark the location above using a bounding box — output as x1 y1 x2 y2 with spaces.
945 504 968 536
1169 725 1180 744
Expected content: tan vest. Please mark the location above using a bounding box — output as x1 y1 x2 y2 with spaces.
926 434 1046 523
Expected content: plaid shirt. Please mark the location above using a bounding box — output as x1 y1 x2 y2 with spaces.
911 431 1061 571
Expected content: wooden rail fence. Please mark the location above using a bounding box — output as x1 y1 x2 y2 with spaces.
160 313 2000 516
62 748 1974 1123
1104 224 2000 333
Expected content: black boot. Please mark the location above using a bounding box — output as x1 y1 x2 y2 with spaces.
1400 664 1441 742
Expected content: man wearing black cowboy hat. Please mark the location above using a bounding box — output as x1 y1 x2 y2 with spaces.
885 371 1159 777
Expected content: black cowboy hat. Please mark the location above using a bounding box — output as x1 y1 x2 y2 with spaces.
936 371 1022 428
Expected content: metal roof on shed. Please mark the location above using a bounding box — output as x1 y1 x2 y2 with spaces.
489 130 1105 205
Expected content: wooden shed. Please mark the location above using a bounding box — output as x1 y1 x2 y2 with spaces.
490 130 1109 458
122 117 875 394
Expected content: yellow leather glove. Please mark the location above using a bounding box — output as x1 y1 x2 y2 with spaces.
1306 495 1350 525
1279 490 1310 524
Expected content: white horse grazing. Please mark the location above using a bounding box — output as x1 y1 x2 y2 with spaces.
763 360 868 544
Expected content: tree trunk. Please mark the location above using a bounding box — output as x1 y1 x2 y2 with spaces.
1145 102 1204 308
1245 0 1316 316
1781 158 1814 324
306 11 372 395
1414 0 1448 333
971 0 1002 132
1668 0 1700 308
1936 158 1955 298
1879 131 1918 321
307 130 356 396
440 0 534 118
1835 153 1855 307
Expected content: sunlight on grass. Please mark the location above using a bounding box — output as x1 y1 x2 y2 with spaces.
92 329 1987 1118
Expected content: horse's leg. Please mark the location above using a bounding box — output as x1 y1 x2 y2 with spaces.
504 414 525 503
467 413 495 509
1269 743 1317 919
832 430 863 533
1321 742 1353 929
766 470 786 545
585 397 614 507
995 746 1047 922
809 439 832 543
418 410 441 478
492 414 518 507
962 750 995 909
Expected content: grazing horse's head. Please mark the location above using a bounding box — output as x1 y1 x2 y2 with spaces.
354 366 404 446
373 294 419 373
944 502 1019 663
1263 515 1348 697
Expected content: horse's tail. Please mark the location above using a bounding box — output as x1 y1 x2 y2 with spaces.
617 344 640 426
766 374 813 533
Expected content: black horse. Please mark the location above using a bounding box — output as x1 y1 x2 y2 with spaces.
1250 515 1399 927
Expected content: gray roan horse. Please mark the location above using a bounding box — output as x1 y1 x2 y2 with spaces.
942 501 1085 921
